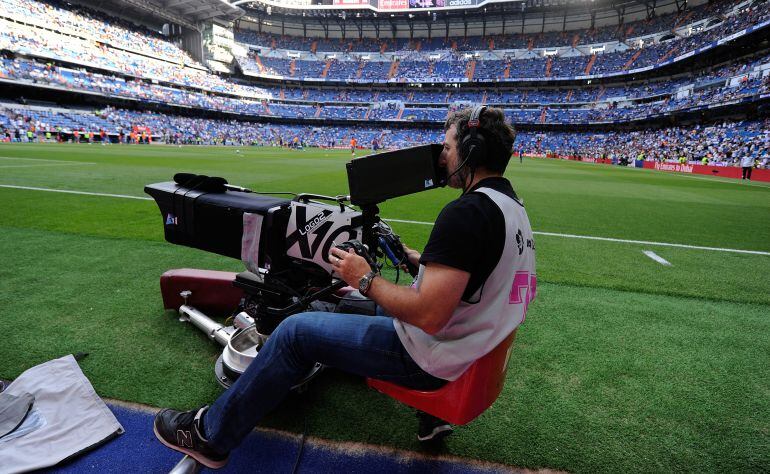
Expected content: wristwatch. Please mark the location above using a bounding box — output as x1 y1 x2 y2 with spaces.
358 270 378 296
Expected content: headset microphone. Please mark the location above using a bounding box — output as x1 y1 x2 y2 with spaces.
446 144 475 182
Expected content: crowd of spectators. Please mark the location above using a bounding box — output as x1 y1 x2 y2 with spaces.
517 120 770 168
243 26 768 83
2 0 770 157
0 0 274 98
234 0 770 82
1 0 197 64
3 0 769 90
234 0 749 53
0 105 443 147
0 57 272 115
3 104 768 170
245 0 768 55
3 53 768 125
235 30 415 53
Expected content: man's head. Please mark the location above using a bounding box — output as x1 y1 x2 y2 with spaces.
441 107 516 188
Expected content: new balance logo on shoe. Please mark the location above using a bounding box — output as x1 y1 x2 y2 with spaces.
177 429 193 448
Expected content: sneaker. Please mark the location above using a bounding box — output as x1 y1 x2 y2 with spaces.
416 411 453 442
153 406 228 469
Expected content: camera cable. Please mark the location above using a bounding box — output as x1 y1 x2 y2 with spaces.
290 406 309 474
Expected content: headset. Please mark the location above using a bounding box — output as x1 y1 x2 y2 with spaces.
447 105 488 190
459 105 488 169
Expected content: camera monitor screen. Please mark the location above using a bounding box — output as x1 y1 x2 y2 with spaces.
346 144 446 206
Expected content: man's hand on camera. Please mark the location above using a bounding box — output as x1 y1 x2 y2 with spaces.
402 244 421 268
329 247 373 288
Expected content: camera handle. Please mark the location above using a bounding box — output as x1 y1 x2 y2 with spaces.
295 193 351 212
378 235 419 277
359 203 380 258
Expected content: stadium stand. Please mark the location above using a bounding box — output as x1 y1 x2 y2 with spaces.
233 1 747 53
230 0 770 83
3 51 769 125
3 0 770 93
0 0 769 172
1 0 199 64
2 102 768 170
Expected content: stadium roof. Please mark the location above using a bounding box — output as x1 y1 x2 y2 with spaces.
241 0 686 16
160 0 244 21
238 0 700 36
76 0 245 29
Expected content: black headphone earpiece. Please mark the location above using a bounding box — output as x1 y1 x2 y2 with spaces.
460 105 487 169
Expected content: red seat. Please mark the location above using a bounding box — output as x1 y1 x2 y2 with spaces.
367 330 517 425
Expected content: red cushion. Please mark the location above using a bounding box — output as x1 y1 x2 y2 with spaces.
160 268 242 316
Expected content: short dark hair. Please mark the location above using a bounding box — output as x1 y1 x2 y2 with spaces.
444 107 516 173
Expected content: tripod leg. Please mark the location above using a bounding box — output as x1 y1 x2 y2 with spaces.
169 455 202 474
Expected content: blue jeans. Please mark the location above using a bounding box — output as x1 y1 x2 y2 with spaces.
203 312 446 453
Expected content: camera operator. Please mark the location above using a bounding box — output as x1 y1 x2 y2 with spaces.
153 106 537 469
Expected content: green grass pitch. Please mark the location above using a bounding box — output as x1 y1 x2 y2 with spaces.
1 144 768 473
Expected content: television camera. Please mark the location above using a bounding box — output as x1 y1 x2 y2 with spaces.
145 144 445 390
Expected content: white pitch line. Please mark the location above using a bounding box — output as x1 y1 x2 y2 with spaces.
1 184 768 256
0 156 96 165
531 231 770 256
388 221 770 256
0 184 152 201
386 218 434 226
0 163 97 169
643 250 672 266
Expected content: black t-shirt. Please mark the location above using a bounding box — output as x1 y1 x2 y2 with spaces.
419 177 521 301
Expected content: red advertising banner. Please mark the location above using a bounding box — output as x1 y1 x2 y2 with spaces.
648 162 694 173
378 0 408 9
580 157 613 165
643 161 770 182
536 155 770 182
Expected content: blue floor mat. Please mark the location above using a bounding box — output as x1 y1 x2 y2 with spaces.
40 404 507 473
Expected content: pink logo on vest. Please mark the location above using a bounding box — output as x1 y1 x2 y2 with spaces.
508 271 537 321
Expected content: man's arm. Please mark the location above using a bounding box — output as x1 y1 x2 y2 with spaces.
368 262 469 335
329 247 469 335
